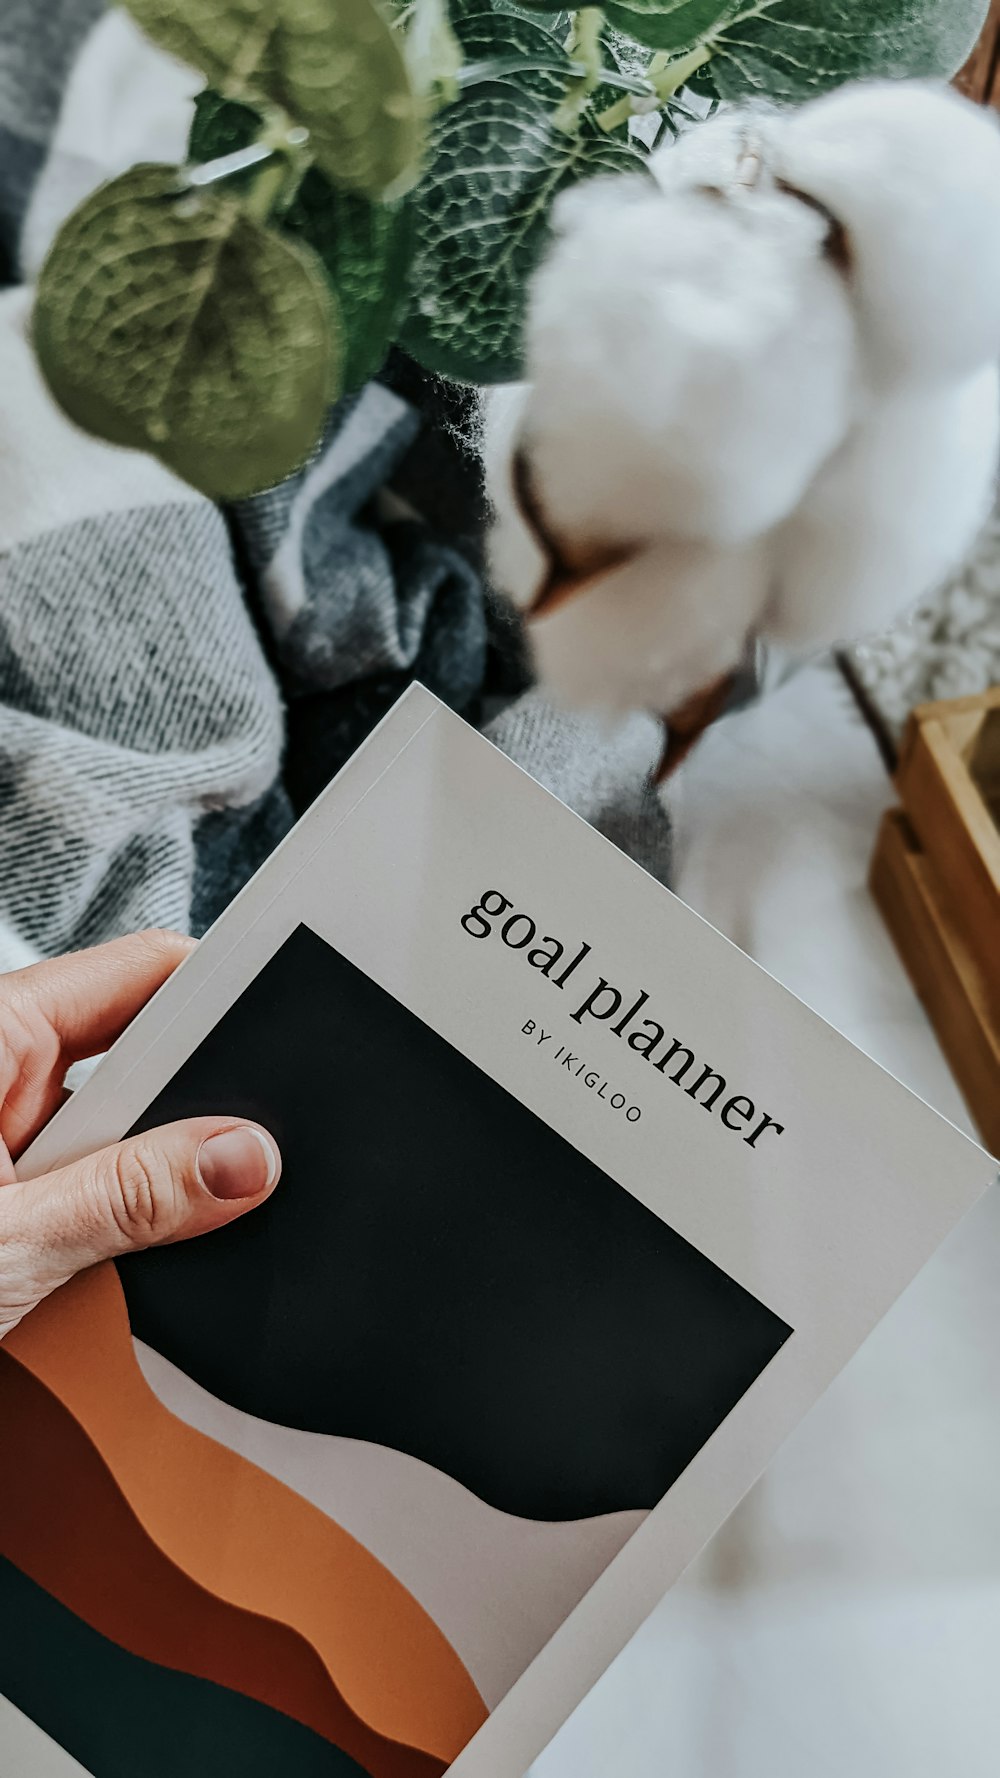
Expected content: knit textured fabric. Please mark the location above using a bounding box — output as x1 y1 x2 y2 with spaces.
0 3 671 967
842 489 1000 752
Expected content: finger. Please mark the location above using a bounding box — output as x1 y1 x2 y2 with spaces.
1 929 196 1066
0 1118 279 1337
1 1087 74 1174
0 931 195 1162
0 1033 89 1168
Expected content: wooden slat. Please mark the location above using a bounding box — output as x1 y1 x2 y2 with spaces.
970 707 1000 820
894 697 1000 1018
870 810 1000 1157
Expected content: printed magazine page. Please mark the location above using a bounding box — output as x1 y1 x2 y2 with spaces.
0 685 992 1778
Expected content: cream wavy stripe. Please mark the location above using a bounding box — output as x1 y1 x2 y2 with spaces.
4 1264 486 1765
0 1354 451 1778
135 1340 647 1709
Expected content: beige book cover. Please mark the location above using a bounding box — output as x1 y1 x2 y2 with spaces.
0 685 991 1778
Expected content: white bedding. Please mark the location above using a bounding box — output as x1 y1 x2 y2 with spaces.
534 659 1000 1778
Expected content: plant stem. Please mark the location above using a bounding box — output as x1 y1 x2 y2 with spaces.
248 116 311 221
596 89 653 132
183 102 311 223
595 91 638 133
596 40 711 132
576 6 605 72
554 6 607 133
651 41 712 100
245 156 289 222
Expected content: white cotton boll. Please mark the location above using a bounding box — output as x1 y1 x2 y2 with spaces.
530 535 769 717
761 83 1000 649
767 362 1000 648
766 82 1000 384
647 108 759 196
519 166 857 556
482 382 547 612
483 78 1000 729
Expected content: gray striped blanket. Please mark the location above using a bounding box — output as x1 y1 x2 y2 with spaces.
0 0 671 968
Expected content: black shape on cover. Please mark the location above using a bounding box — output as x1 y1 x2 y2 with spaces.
0 1558 373 1778
120 926 791 1520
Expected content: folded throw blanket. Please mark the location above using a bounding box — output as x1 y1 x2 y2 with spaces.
0 3 671 967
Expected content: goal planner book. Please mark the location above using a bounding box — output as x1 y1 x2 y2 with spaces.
0 684 992 1778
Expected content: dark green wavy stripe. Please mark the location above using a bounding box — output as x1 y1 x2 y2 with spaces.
0 1558 373 1778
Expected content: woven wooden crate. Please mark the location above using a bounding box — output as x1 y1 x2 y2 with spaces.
870 689 1000 1155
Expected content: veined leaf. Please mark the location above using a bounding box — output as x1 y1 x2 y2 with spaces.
34 164 336 499
604 0 989 89
455 11 634 132
700 0 991 99
604 0 739 55
454 9 574 99
447 0 571 26
399 87 648 383
502 3 572 27
121 0 267 90
122 0 421 196
188 89 267 181
284 168 414 388
405 0 464 99
191 90 412 389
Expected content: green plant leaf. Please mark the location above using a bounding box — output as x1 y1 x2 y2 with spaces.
454 9 573 99
446 0 570 26
502 3 572 29
399 87 648 383
701 0 990 98
405 0 464 100
604 0 989 86
120 0 265 91
603 0 737 55
34 163 336 499
190 89 412 389
189 88 265 169
598 22 651 136
122 0 422 196
454 9 632 128
284 168 414 388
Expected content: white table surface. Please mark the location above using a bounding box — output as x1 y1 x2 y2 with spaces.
532 660 1000 1778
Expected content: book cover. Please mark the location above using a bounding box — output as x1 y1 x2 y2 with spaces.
0 685 992 1778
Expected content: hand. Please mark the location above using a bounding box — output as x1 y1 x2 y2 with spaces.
0 930 281 1340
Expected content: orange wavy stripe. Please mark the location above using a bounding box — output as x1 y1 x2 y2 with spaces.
0 1353 441 1778
4 1266 487 1764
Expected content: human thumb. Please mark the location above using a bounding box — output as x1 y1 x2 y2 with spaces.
0 1118 280 1339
